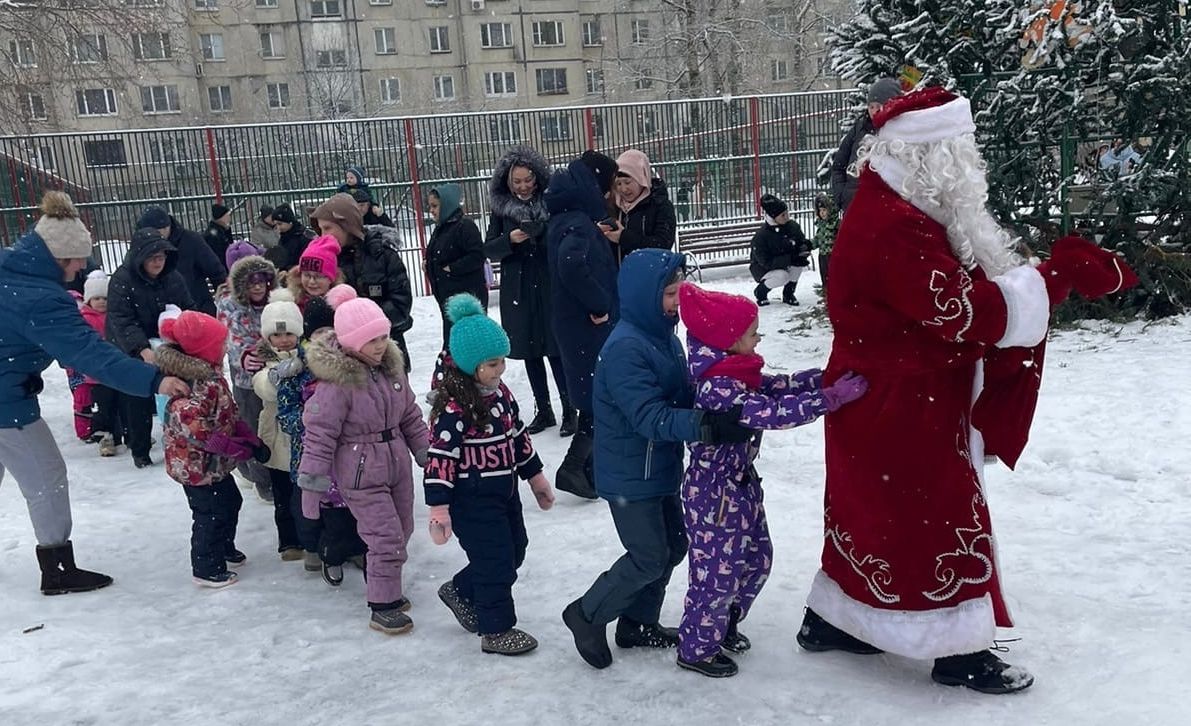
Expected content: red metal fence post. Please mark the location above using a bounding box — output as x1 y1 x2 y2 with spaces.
749 96 762 217
584 107 596 151
204 127 223 204
403 117 432 293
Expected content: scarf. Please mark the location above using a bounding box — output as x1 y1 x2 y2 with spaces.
700 353 764 390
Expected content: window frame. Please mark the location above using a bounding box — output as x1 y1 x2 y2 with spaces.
428 26 450 53
531 20 565 47
75 88 119 117
266 82 290 109
207 84 233 113
132 32 171 61
581 18 601 47
535 67 568 96
310 0 341 18
82 139 128 169
259 31 283 59
199 33 225 62
9 39 37 68
70 34 108 64
584 67 603 95
631 19 649 45
379 77 401 104
479 22 512 49
140 84 181 114
374 27 397 55
432 74 455 101
26 92 48 121
483 70 517 98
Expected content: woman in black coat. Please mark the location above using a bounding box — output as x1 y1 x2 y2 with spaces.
484 146 573 435
604 148 677 267
425 183 488 348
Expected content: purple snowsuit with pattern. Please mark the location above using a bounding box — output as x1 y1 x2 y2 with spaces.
678 332 831 662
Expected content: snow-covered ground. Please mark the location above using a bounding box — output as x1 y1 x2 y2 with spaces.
2 270 1188 725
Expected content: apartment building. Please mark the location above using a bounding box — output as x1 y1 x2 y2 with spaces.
2 0 847 136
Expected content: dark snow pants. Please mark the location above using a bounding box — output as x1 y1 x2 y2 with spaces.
183 476 243 578
451 484 528 635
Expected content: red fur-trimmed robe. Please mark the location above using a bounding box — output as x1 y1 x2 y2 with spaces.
807 167 1051 659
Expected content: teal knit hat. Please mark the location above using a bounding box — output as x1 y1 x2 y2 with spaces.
447 294 509 376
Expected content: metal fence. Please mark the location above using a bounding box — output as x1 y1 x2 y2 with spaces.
1 90 857 294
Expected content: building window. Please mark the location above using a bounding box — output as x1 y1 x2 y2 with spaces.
260 31 283 59
425 0 446 5
581 18 601 47
631 19 649 45
256 0 278 7
539 115 572 142
591 112 605 140
140 85 180 114
83 139 127 168
75 88 118 116
310 0 340 18
26 93 47 121
428 27 449 53
531 20 564 47
125 0 164 6
199 33 225 61
488 117 521 144
70 34 108 64
535 67 567 96
375 28 397 55
132 32 171 61
766 12 789 32
379 77 400 104
771 59 788 81
315 49 348 67
207 85 232 112
194 0 218 9
635 70 653 91
9 39 37 67
584 68 603 95
433 75 455 101
35 145 56 171
483 71 516 98
480 22 512 49
370 0 392 4
267 82 290 108
148 138 187 163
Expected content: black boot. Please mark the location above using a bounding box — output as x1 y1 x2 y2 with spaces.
36 541 114 596
782 281 799 306
555 433 597 500
615 616 679 648
677 652 739 678
525 402 557 435
558 395 577 438
721 605 751 653
931 651 1035 694
562 599 612 669
796 608 883 655
754 282 771 306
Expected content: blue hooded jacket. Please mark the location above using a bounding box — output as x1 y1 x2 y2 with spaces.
0 231 162 428
592 248 703 501
544 159 620 412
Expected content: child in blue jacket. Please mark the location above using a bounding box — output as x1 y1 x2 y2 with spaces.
561 248 753 670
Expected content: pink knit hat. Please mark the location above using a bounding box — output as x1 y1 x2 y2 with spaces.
325 283 358 310
678 282 757 351
334 298 390 352
299 235 340 281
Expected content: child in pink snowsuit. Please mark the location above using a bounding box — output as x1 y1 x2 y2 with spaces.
675 283 868 677
298 297 430 635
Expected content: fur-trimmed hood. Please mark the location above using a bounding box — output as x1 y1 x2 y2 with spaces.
305 328 405 388
228 255 277 306
155 343 221 381
489 146 552 223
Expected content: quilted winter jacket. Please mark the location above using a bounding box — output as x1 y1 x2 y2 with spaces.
214 255 278 389
158 344 242 486
252 342 299 472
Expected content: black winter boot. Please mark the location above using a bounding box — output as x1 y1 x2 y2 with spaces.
558 395 577 438
555 433 597 500
525 402 557 435
754 282 771 306
562 599 612 669
782 281 799 306
796 608 883 655
677 652 739 678
615 616 679 648
931 650 1035 694
36 541 114 596
721 605 751 653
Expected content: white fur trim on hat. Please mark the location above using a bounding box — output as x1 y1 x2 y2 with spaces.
878 97 977 144
157 304 183 339
83 270 109 302
261 300 304 338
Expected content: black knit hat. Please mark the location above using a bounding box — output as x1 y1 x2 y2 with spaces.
760 194 788 219
259 205 274 221
211 203 230 220
272 204 297 225
580 150 617 195
302 295 335 338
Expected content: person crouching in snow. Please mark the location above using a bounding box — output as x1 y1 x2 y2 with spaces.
673 283 868 677
749 194 813 306
159 311 270 588
251 294 305 562
424 294 556 656
298 298 430 634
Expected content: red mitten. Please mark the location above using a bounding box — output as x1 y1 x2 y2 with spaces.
1038 236 1139 305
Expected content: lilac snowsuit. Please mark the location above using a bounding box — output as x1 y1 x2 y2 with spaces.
678 333 831 662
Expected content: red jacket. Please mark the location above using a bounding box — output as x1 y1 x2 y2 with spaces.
158 344 242 486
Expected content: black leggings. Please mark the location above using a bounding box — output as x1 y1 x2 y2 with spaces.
524 355 567 406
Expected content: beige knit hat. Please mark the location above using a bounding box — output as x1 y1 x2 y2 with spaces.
35 191 93 259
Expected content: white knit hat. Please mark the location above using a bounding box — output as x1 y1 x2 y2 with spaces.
83 270 109 302
261 300 303 338
34 192 93 259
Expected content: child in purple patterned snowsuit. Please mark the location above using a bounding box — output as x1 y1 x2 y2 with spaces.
675 283 868 677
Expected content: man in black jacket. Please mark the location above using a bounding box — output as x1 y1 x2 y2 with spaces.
136 206 226 316
311 193 414 370
350 188 396 227
830 78 902 213
266 203 315 271
106 227 194 467
203 203 234 267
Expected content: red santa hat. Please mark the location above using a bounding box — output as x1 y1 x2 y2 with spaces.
678 282 757 351
872 86 976 144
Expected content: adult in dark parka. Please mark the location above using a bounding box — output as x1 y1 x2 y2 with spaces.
605 148 677 266
203 203 234 268
265 203 316 271
484 145 573 435
425 182 489 347
829 78 902 213
106 227 194 467
0 193 188 595
544 150 619 499
136 206 226 316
